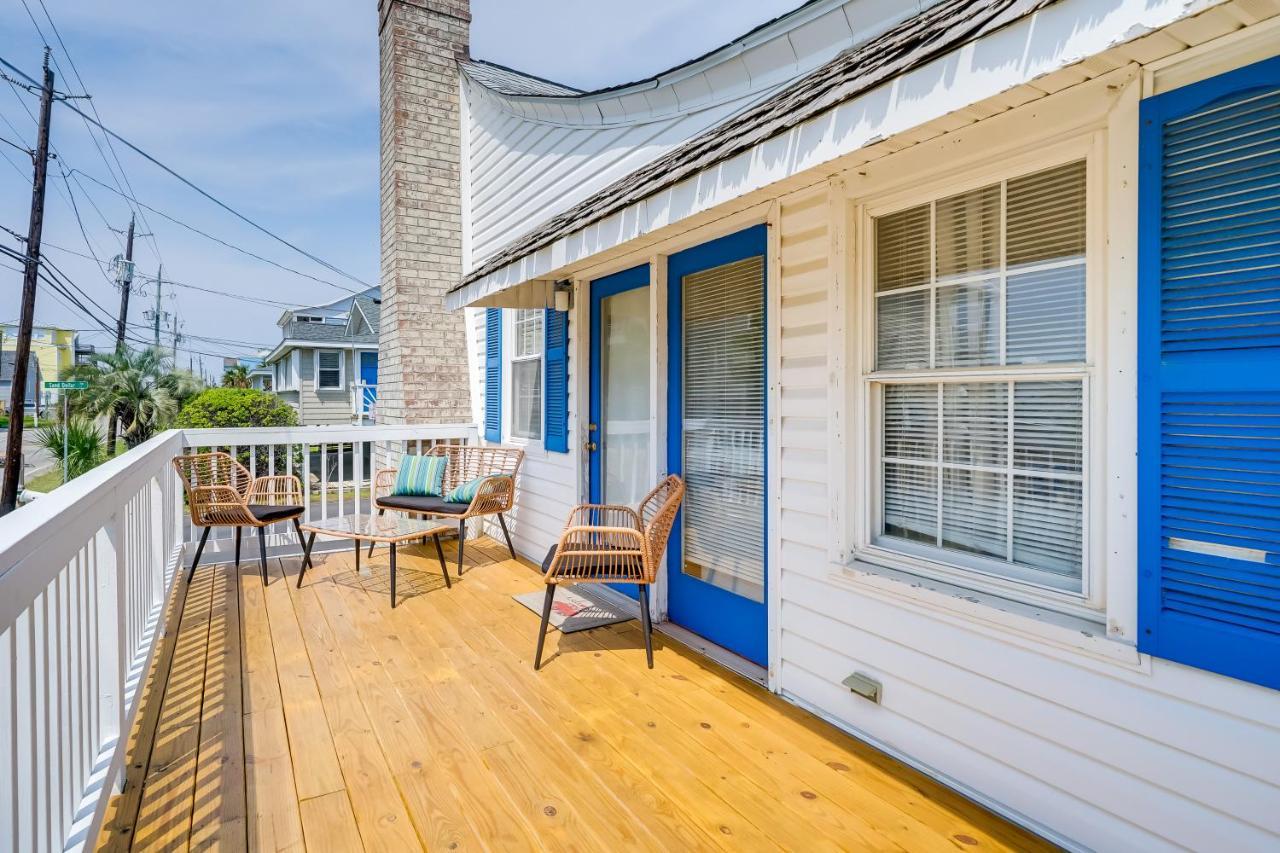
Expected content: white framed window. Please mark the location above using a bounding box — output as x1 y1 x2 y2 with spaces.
315 349 343 390
509 309 543 441
861 156 1093 604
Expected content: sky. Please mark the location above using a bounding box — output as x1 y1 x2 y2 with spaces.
0 0 798 381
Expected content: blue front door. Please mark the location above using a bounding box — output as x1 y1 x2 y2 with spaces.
359 351 378 413
589 264 651 600
667 225 769 666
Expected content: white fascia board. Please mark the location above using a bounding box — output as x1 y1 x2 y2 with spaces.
447 0 1220 311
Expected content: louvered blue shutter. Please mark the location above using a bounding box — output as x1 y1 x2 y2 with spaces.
484 308 502 442
544 308 569 452
1137 56 1280 690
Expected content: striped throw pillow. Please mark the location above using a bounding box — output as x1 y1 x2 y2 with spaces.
392 455 446 497
446 473 501 504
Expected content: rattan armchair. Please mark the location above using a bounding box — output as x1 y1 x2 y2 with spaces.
534 475 685 670
371 444 524 575
173 451 306 585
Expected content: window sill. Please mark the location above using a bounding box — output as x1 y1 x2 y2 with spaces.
827 559 1146 672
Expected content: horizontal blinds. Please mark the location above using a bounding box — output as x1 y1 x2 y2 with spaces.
874 160 1087 370
880 379 1084 588
682 255 766 602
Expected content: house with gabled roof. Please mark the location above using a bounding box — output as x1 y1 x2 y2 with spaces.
376 0 1280 848
261 286 381 424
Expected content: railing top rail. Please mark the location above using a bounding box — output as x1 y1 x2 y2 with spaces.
180 422 477 446
0 429 184 584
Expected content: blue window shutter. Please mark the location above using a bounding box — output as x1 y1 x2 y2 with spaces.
1138 56 1280 690
484 308 502 442
544 308 569 453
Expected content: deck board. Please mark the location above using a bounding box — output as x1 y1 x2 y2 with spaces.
96 537 1054 852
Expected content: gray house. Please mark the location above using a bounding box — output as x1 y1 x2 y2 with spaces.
0 352 41 416
261 288 380 425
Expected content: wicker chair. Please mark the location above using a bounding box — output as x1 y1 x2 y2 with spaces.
173 451 306 585
371 444 525 575
534 475 685 670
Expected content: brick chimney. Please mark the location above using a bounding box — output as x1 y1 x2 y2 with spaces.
376 0 472 424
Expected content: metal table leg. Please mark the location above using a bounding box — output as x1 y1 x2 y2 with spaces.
433 532 451 589
390 542 397 608
296 531 316 588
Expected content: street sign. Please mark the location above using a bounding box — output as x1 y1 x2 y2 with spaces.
44 381 88 390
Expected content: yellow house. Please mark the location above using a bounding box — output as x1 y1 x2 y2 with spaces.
1 324 76 405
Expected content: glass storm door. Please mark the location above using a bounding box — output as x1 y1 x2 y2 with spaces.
589 265 652 599
667 225 768 666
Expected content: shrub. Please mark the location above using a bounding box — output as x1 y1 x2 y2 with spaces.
36 415 106 484
177 388 299 473
177 387 298 429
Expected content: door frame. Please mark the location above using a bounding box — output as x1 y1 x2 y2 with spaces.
665 223 770 667
587 264 651 601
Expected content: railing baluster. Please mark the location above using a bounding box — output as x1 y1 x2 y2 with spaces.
338 442 345 517
321 443 329 521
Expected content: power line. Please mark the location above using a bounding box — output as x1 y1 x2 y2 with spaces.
71 169 365 294
26 0 162 265
40 241 300 309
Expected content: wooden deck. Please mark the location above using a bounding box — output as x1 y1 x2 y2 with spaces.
96 536 1050 852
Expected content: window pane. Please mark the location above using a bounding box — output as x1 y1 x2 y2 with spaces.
1007 161 1086 268
884 383 936 460
1006 264 1085 364
936 280 998 367
513 309 543 358
512 359 542 439
1013 381 1082 473
1012 476 1083 582
936 184 1000 281
883 462 937 543
941 468 1007 560
942 382 1006 467
876 290 929 369
876 204 930 291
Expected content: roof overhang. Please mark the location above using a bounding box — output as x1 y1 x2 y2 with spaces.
447 0 1228 311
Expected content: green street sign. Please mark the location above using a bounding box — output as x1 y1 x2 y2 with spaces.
44 380 88 390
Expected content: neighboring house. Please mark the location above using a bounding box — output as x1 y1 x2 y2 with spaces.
1 324 76 409
381 0 1280 850
0 352 41 415
222 355 273 391
261 288 380 425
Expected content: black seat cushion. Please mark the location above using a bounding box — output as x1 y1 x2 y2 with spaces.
247 504 303 524
378 494 471 515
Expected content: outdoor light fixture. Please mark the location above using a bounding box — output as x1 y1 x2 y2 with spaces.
553 280 572 312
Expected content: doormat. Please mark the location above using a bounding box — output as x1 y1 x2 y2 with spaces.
513 586 631 633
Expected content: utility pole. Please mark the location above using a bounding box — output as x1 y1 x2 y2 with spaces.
114 214 135 349
106 213 136 457
2 50 55 515
171 315 183 363
152 265 163 350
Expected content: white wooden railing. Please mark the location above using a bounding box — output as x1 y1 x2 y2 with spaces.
0 421 477 851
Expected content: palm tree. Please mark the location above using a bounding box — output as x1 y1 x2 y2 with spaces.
222 364 251 388
69 347 181 451
36 415 106 484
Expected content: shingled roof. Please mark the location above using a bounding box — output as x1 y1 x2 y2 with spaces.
454 0 1052 293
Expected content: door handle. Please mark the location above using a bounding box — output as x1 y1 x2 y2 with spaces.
584 440 598 452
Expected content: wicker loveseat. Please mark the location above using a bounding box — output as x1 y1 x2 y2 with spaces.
372 444 524 574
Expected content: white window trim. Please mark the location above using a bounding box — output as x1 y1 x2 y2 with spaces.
313 348 345 391
505 309 544 446
850 134 1105 620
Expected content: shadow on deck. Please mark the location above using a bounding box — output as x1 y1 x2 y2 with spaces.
95 536 1051 851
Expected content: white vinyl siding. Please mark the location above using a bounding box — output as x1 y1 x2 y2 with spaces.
510 309 543 440
869 161 1089 596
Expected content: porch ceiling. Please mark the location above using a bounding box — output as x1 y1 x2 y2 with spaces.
96 537 1050 851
